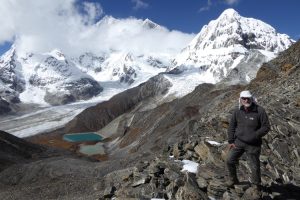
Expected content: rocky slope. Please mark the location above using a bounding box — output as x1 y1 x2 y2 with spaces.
97 40 299 199
0 130 44 171
98 40 299 199
0 130 125 200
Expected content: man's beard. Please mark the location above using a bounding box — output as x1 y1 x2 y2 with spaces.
243 102 252 107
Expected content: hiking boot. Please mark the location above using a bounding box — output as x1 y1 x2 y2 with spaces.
225 178 239 187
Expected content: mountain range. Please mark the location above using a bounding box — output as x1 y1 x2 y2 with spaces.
1 32 299 200
0 8 300 200
0 9 294 116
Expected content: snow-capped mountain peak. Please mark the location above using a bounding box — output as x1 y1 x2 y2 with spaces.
142 18 160 29
96 15 118 26
171 8 294 86
218 8 240 19
186 8 292 53
47 49 66 61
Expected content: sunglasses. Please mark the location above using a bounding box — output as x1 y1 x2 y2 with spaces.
241 97 251 101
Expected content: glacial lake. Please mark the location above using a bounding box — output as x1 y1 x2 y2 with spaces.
79 143 105 156
63 132 103 142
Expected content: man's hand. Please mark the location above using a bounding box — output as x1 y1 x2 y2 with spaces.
228 143 236 149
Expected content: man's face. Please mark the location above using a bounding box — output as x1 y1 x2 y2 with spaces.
240 97 252 108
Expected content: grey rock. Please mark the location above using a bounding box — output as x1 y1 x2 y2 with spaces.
44 78 103 105
0 98 11 114
207 179 227 199
131 173 150 187
224 50 268 85
103 186 116 198
234 182 250 196
196 176 208 189
175 173 208 200
222 191 241 200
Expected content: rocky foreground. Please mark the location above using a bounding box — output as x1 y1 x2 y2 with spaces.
0 41 300 199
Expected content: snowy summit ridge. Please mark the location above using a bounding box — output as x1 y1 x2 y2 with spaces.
189 8 291 52
172 8 294 84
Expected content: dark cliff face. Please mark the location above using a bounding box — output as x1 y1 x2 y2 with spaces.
0 98 11 115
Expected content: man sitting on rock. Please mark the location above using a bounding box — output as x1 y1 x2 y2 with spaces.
226 90 270 197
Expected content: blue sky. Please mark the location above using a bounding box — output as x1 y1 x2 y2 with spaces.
0 0 299 56
98 0 300 37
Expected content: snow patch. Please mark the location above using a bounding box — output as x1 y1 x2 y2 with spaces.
207 140 222 146
181 160 199 173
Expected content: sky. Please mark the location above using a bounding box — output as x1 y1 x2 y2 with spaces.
0 0 299 56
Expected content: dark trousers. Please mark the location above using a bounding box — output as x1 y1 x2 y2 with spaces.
226 139 261 185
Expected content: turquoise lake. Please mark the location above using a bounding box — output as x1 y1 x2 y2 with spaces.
79 143 105 156
63 132 103 142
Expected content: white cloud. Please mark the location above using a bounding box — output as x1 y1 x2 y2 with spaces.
224 0 240 5
199 0 239 12
199 0 212 12
81 17 194 56
0 0 193 57
81 2 104 24
132 0 149 10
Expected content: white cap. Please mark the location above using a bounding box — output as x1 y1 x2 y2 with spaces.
240 90 252 98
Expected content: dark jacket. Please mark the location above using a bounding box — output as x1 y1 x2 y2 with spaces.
228 103 270 146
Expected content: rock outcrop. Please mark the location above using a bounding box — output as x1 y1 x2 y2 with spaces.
0 98 11 115
44 77 103 105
